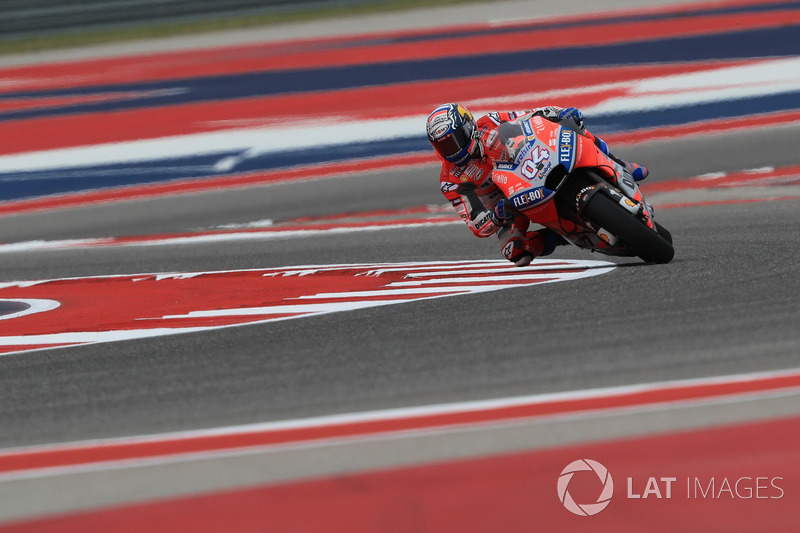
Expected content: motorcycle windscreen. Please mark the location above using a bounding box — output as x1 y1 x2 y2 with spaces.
493 122 527 163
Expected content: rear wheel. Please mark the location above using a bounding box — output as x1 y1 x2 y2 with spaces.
583 192 674 263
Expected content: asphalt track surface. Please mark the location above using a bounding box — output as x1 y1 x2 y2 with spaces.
0 117 799 530
0 125 799 530
0 120 796 441
0 1 799 529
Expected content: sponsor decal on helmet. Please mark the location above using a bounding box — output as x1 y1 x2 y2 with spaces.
431 123 450 138
427 105 456 140
427 117 452 141
456 105 473 122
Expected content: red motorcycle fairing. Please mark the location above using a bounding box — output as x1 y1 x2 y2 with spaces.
490 114 666 257
570 132 658 232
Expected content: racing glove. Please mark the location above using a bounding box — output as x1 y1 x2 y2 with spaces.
490 198 515 228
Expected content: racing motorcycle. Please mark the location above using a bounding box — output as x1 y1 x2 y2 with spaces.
467 115 674 264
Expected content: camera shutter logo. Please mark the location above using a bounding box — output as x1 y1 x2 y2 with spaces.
557 459 614 516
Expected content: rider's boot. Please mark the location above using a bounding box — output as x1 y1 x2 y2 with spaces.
594 136 649 181
497 221 567 266
620 161 649 182
526 228 568 258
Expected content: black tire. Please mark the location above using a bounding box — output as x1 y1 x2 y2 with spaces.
655 221 673 244
583 192 674 263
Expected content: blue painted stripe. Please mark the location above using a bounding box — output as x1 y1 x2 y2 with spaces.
2 88 798 203
1 24 798 122
587 89 800 135
0 137 428 202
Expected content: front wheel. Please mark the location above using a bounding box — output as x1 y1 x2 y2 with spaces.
655 221 673 244
583 193 674 263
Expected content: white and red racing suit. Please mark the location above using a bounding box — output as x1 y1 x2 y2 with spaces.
437 106 606 265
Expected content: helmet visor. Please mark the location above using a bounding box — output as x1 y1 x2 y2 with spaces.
433 120 476 162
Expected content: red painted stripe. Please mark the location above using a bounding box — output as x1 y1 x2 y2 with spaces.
287 204 451 223
1 5 794 93
97 217 457 247
4 194 798 254
2 115 798 219
659 196 800 209
2 414 797 532
11 194 800 252
0 370 798 476
0 92 163 114
1 146 797 220
642 164 800 193
0 59 749 154
611 110 800 146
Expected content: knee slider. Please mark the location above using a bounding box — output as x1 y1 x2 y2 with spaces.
498 227 533 266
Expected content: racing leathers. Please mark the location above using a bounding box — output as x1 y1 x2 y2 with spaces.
438 106 637 266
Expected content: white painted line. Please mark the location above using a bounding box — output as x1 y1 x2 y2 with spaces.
0 259 617 356
0 366 798 476
0 299 60 321
0 221 460 253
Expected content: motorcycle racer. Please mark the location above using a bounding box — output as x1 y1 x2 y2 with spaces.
426 103 649 266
